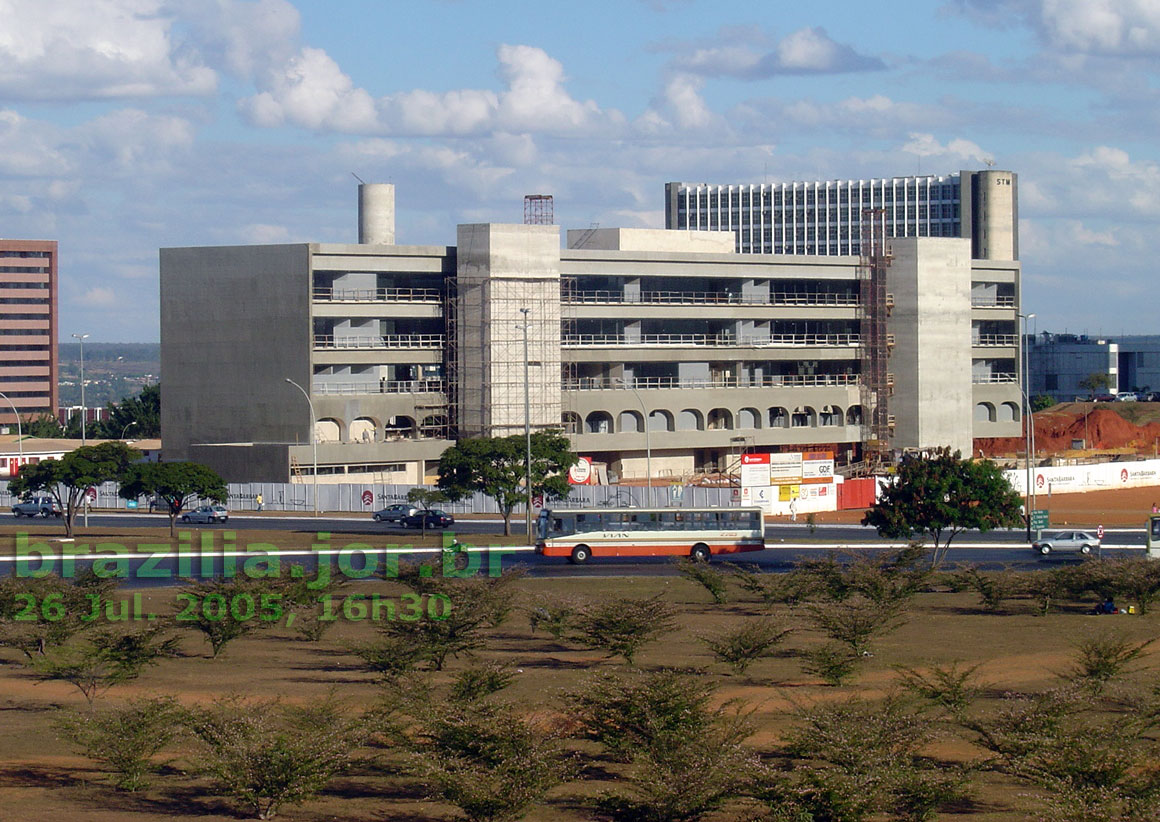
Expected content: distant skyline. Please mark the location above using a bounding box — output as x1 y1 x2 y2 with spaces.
2 0 1159 341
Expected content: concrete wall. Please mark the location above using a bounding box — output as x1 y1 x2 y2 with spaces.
568 227 736 254
964 170 1018 261
888 238 974 454
161 244 312 459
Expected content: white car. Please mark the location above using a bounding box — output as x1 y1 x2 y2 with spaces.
180 505 229 524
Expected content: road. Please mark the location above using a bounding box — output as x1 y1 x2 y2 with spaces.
0 511 1149 580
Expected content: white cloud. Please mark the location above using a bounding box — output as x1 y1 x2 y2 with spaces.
0 110 74 176
1039 0 1160 55
659 74 718 130
900 133 991 165
1068 220 1118 246
669 26 885 78
79 286 117 307
242 46 378 132
240 223 292 243
0 0 217 100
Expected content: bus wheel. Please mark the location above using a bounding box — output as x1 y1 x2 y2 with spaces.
690 544 711 562
569 545 591 564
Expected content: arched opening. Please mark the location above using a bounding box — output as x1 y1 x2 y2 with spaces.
974 402 996 423
791 406 817 427
998 401 1019 423
561 412 581 434
677 409 704 431
768 407 789 428
819 405 843 426
585 411 613 434
384 415 416 440
846 405 864 426
737 408 760 430
648 409 674 432
707 408 733 430
350 416 377 443
316 418 342 443
618 410 644 433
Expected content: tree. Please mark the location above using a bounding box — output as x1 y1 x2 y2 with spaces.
55 695 184 791
1031 394 1055 412
1078 372 1113 399
92 383 160 439
406 486 447 538
187 695 363 820
23 412 64 438
437 430 576 536
861 448 1024 567
701 619 793 675
119 460 227 538
570 596 676 665
32 625 179 706
8 441 140 537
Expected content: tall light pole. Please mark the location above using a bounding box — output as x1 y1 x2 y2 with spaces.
1019 312 1036 541
284 378 319 517
121 421 138 440
617 378 651 506
72 333 90 442
0 390 23 473
519 308 533 543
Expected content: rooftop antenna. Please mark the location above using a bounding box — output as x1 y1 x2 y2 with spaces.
983 158 995 168
351 172 367 184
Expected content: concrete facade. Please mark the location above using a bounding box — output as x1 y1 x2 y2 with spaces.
0 239 57 429
161 184 1022 483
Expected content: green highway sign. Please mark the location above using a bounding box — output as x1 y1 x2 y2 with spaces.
1030 509 1050 531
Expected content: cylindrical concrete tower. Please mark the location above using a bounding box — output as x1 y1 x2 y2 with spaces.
358 183 395 245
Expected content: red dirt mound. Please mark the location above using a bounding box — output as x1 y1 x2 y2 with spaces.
976 406 1160 458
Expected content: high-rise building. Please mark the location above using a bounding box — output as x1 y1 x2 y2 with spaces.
0 239 58 430
161 184 1022 484
665 169 1018 261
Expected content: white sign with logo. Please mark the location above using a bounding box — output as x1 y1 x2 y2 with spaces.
568 457 593 485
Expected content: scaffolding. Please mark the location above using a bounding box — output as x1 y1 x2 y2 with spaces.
524 194 554 225
858 208 893 472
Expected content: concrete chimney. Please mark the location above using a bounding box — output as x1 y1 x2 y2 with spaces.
358 183 395 244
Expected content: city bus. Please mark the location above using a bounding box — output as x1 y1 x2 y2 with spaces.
535 506 766 564
1149 514 1160 559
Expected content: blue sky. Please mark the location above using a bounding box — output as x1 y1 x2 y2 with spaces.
2 0 1159 340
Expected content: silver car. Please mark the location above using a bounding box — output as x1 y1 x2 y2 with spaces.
1032 530 1100 556
180 505 229 524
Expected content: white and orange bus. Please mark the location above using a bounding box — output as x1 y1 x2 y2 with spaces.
535 506 766 564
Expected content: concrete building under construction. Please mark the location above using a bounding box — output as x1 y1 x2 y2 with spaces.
161 182 1023 483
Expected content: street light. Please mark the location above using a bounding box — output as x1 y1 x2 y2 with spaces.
0 390 23 473
519 308 533 543
284 378 319 517
121 421 138 440
72 333 90 443
616 378 652 506
1019 312 1036 541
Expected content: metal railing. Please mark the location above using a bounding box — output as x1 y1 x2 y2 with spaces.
971 295 1016 308
972 334 1018 347
971 373 1018 384
562 333 861 347
313 334 445 350
563 374 860 390
564 290 859 307
313 380 448 395
312 287 442 303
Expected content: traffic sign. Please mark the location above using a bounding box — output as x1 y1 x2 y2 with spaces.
1030 509 1049 531
1097 524 1105 539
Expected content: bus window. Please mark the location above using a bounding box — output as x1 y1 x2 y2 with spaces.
1152 517 1160 541
632 513 659 530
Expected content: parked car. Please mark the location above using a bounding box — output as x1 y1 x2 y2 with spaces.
404 508 454 528
12 496 61 517
1116 392 1138 402
372 503 419 523
1144 391 1160 402
180 505 229 524
1093 394 1116 402
1032 530 1100 556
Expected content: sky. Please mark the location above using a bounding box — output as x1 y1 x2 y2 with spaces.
2 0 1159 342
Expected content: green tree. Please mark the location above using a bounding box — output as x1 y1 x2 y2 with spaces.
9 441 140 537
570 596 676 665
1078 372 1113 399
55 695 184 791
437 430 576 536
93 383 160 439
862 448 1024 567
22 412 64 438
118 460 227 538
1031 394 1055 412
32 625 179 706
406 486 447 537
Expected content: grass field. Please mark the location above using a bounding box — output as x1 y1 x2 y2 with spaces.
2 487 1160 821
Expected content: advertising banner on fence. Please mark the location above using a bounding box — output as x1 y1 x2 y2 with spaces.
769 452 804 484
802 451 834 483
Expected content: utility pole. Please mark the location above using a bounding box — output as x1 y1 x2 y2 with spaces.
520 308 533 543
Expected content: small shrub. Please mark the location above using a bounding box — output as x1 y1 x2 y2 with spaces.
701 619 792 675
350 633 425 682
32 625 179 706
450 661 516 702
571 596 676 665
806 594 906 656
186 694 363 820
951 565 1020 613
177 578 270 658
802 642 859 687
526 598 578 641
895 661 984 718
674 557 730 604
55 696 183 791
727 565 814 608
1069 633 1155 692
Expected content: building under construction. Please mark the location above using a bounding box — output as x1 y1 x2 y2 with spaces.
161 182 1022 483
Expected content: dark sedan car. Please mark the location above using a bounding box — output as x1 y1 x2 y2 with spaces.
404 509 454 528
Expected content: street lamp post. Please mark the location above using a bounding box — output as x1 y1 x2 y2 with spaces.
0 390 23 473
617 378 652 506
72 333 90 443
519 308 533 543
1019 312 1036 541
121 421 138 440
284 378 319 517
